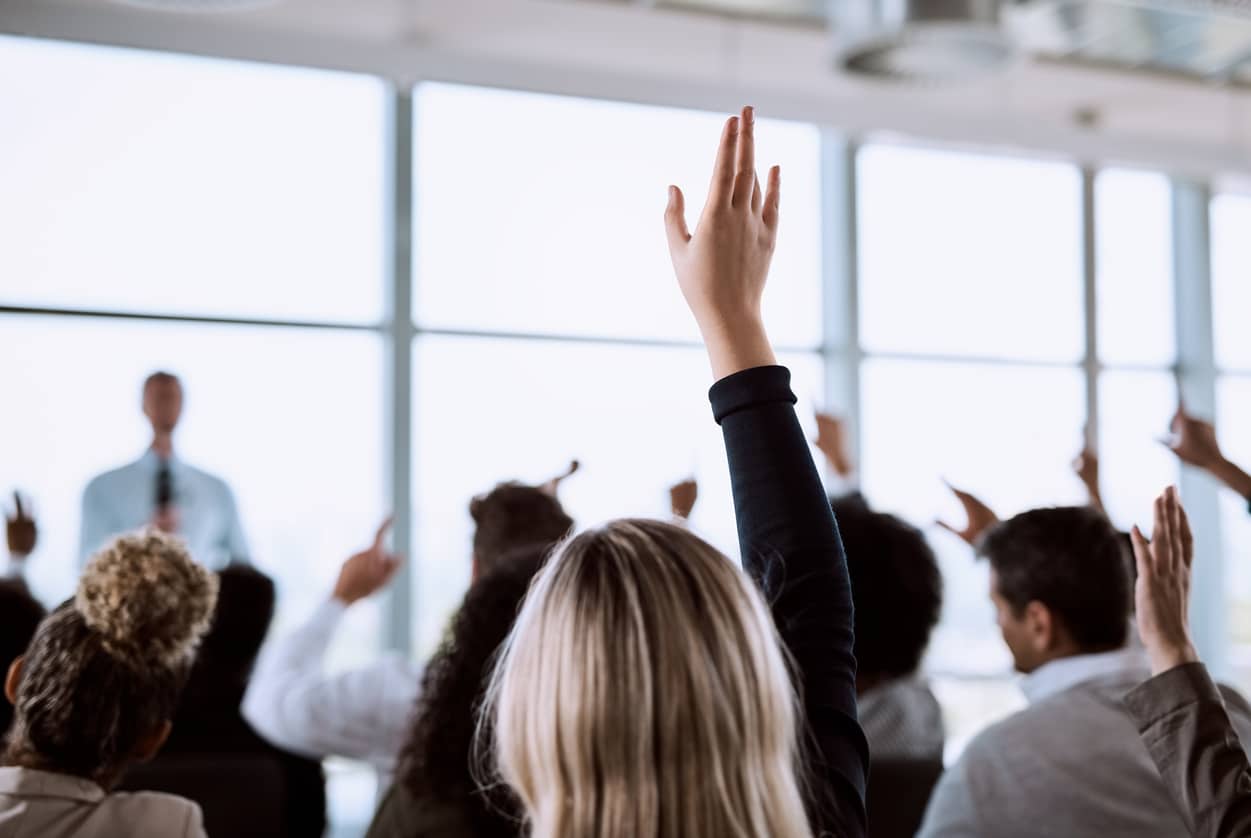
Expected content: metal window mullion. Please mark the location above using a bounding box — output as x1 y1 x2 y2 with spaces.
1172 179 1226 675
1081 168 1100 452
819 131 862 482
384 87 415 655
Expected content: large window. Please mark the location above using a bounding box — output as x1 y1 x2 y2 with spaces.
410 84 826 651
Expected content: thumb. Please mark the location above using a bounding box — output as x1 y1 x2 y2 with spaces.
664 186 691 251
1130 525 1152 584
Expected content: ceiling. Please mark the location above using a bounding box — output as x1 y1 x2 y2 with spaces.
3 0 1251 180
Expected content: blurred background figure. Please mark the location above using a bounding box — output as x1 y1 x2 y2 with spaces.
79 372 249 569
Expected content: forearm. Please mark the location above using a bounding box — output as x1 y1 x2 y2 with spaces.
1211 458 1251 503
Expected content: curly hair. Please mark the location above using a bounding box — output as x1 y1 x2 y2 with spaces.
4 529 217 788
397 546 548 837
831 494 943 680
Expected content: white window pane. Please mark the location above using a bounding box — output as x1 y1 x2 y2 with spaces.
1220 378 1251 655
0 317 385 670
1097 371 1180 531
860 359 1087 678
411 335 822 653
413 84 822 346
0 37 386 323
1212 195 1251 371
857 144 1084 362
1096 170 1175 366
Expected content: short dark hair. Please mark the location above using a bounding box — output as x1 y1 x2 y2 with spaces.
469 483 573 576
832 494 942 679
0 581 46 738
978 506 1131 652
143 371 180 392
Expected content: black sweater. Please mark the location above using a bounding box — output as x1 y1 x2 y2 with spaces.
710 364 869 838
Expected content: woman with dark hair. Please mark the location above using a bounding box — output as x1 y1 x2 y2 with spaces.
0 530 217 837
365 546 547 838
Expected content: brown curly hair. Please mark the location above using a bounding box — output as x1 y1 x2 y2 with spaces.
4 529 217 788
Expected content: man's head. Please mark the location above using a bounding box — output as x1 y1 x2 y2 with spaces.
142 372 183 436
469 483 573 580
832 494 942 691
978 506 1131 674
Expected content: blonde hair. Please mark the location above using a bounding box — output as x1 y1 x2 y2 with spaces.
480 519 812 838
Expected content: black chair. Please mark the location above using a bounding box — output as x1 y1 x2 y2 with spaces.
866 757 944 838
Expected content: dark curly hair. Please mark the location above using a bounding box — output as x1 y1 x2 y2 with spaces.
832 493 943 680
398 546 548 836
469 484 572 577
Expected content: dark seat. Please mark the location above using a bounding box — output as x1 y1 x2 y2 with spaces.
866 757 944 838
120 753 292 838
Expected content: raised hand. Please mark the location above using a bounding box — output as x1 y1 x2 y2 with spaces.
937 483 1000 547
5 491 37 558
332 517 402 606
1130 487 1199 676
1072 447 1105 513
540 460 580 498
814 412 855 478
1163 406 1225 471
670 478 699 520
665 105 780 380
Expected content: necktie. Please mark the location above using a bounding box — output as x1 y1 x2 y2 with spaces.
156 462 175 511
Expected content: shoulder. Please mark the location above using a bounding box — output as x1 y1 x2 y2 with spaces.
84 462 137 495
183 463 235 495
99 790 204 836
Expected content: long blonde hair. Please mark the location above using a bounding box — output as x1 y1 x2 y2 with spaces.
480 519 812 838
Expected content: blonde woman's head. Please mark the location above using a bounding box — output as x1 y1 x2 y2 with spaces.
482 518 812 838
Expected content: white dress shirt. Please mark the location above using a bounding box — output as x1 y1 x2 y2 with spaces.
0 767 205 838
242 599 422 783
79 449 248 569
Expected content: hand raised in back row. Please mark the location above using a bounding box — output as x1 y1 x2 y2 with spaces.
666 105 780 380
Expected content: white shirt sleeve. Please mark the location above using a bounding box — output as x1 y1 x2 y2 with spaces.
242 599 421 772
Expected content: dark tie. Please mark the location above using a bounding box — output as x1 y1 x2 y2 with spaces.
155 462 175 511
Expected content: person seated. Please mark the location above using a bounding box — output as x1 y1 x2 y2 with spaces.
832 495 945 761
0 582 43 745
143 564 326 838
1165 404 1251 512
1124 487 1251 838
242 480 574 783
0 530 217 837
918 505 1251 838
365 545 548 838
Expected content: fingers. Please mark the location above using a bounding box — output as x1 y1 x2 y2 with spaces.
665 185 691 251
1130 524 1152 584
1152 492 1170 571
935 520 959 537
751 173 762 214
732 106 756 208
708 115 740 206
762 165 781 230
1177 495 1194 568
12 491 23 519
1166 486 1184 574
373 515 395 550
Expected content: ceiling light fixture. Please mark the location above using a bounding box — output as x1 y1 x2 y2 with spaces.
111 0 281 12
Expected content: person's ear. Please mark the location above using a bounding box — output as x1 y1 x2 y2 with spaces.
1023 601 1056 654
5 656 23 705
133 721 173 763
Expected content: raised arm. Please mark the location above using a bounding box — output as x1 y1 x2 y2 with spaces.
665 105 868 838
1165 406 1251 511
1123 487 1251 838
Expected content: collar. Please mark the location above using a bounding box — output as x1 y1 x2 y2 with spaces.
0 767 105 804
1021 646 1149 704
138 449 179 470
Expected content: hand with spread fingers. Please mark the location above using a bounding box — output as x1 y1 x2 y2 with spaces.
1130 486 1199 676
333 517 402 606
670 478 699 520
937 483 1000 547
6 491 37 559
665 105 780 380
1163 405 1251 504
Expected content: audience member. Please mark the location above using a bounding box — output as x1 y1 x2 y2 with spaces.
366 546 549 838
0 530 217 837
1072 445 1106 515
0 582 43 744
479 106 868 838
1124 487 1251 838
79 372 249 569
918 504 1251 837
833 495 945 760
1165 404 1251 511
243 482 573 784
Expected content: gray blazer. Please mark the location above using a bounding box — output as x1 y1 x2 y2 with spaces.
1125 662 1251 838
0 767 206 838
918 667 1251 838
